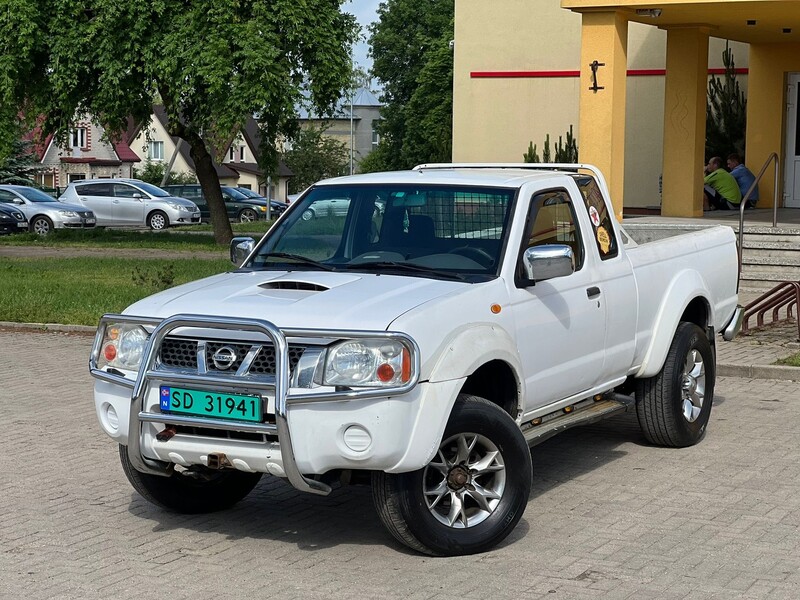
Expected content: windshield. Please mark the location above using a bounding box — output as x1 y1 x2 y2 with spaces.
16 187 58 203
237 188 262 199
133 182 171 197
246 184 515 281
222 187 249 201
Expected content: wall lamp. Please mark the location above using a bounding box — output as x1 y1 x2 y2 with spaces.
636 8 663 18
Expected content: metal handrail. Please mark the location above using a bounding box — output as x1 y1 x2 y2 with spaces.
737 152 780 292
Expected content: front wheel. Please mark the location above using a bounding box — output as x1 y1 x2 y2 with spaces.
118 445 262 513
30 215 54 235
147 210 168 230
239 208 258 223
636 322 715 447
372 395 532 556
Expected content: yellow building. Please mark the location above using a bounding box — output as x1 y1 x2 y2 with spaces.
453 0 800 217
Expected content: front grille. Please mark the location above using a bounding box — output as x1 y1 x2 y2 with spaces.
79 211 93 218
159 336 306 376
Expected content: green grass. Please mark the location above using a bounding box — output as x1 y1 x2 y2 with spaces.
0 257 231 326
178 220 275 234
0 228 224 250
776 352 800 367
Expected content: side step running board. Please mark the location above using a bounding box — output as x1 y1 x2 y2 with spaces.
522 394 635 447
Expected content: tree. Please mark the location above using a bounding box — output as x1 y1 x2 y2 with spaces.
0 1 357 244
522 126 578 164
132 160 196 186
706 44 747 161
368 0 454 171
281 126 349 193
0 139 40 185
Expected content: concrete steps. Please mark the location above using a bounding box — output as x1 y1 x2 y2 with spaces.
737 226 800 291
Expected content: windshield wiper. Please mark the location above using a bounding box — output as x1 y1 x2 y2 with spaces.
342 261 466 281
258 252 336 271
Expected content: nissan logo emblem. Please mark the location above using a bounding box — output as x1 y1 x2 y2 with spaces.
211 346 238 370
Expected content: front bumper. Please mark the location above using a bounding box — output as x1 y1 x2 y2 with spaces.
89 314 431 496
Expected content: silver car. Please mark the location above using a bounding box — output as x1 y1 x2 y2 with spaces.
0 185 96 235
59 179 201 230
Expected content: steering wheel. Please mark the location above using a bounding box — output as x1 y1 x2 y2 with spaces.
448 246 495 268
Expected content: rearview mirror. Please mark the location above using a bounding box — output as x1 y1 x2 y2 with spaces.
132 193 143 199
522 244 574 282
230 237 255 266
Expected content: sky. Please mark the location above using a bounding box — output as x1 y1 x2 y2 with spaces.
344 0 382 70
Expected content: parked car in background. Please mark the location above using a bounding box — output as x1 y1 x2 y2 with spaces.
0 202 28 234
233 187 288 217
163 185 275 222
0 184 95 235
60 179 200 230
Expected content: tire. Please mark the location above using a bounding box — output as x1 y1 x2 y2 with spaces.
372 395 532 556
636 322 715 447
239 208 258 223
147 210 168 230
30 215 54 236
118 445 262 513
301 208 315 221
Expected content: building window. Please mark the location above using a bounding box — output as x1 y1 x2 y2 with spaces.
68 173 86 183
71 128 87 148
371 121 380 147
239 146 246 162
148 141 164 161
229 147 235 161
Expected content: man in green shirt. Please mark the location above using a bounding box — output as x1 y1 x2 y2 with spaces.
703 156 742 211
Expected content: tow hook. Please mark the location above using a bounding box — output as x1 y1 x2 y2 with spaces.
207 452 231 469
156 425 177 442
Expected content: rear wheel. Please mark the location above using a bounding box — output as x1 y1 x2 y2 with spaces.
30 215 54 235
636 322 715 447
118 445 262 513
372 395 531 556
147 210 168 230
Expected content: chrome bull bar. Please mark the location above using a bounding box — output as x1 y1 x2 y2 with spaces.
126 314 330 496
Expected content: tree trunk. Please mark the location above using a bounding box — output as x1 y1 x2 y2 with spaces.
188 139 233 245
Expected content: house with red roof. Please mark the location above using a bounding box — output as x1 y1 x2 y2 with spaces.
32 119 140 191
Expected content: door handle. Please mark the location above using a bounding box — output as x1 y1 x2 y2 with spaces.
586 286 601 299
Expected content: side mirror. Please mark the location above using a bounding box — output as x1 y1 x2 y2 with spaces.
132 193 143 200
230 236 255 266
522 244 574 282
13 198 24 205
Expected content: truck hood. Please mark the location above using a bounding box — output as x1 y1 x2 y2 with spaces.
123 270 466 331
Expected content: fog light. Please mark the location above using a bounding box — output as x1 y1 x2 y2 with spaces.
103 403 119 433
343 425 372 452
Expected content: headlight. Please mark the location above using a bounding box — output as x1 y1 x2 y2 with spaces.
259 206 266 212
321 339 412 387
12 212 24 220
165 201 182 210
58 210 79 217
100 323 149 370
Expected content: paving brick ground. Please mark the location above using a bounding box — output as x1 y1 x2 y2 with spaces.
2 330 800 600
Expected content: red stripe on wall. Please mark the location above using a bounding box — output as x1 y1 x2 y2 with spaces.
471 68 749 78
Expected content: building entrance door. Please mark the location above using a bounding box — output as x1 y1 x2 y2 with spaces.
785 73 800 208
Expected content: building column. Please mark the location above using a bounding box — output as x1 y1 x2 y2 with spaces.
578 10 628 219
661 26 710 217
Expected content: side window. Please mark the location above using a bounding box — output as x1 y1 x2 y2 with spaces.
573 176 619 260
523 189 583 271
0 190 18 203
113 184 139 198
81 183 113 197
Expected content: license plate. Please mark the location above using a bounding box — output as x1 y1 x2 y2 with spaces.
85 219 96 224
192 212 200 218
17 222 27 227
159 386 262 422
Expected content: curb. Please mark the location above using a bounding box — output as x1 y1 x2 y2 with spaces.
0 321 95 335
718 363 800 381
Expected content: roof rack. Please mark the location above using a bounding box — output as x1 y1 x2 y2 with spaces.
412 162 610 197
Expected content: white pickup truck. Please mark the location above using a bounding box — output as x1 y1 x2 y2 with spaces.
89 164 742 556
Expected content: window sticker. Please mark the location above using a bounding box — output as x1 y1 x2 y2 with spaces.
588 205 601 227
596 226 611 254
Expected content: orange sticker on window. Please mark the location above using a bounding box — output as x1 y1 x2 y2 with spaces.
597 226 611 254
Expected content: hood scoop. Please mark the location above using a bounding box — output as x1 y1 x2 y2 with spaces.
258 281 329 292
